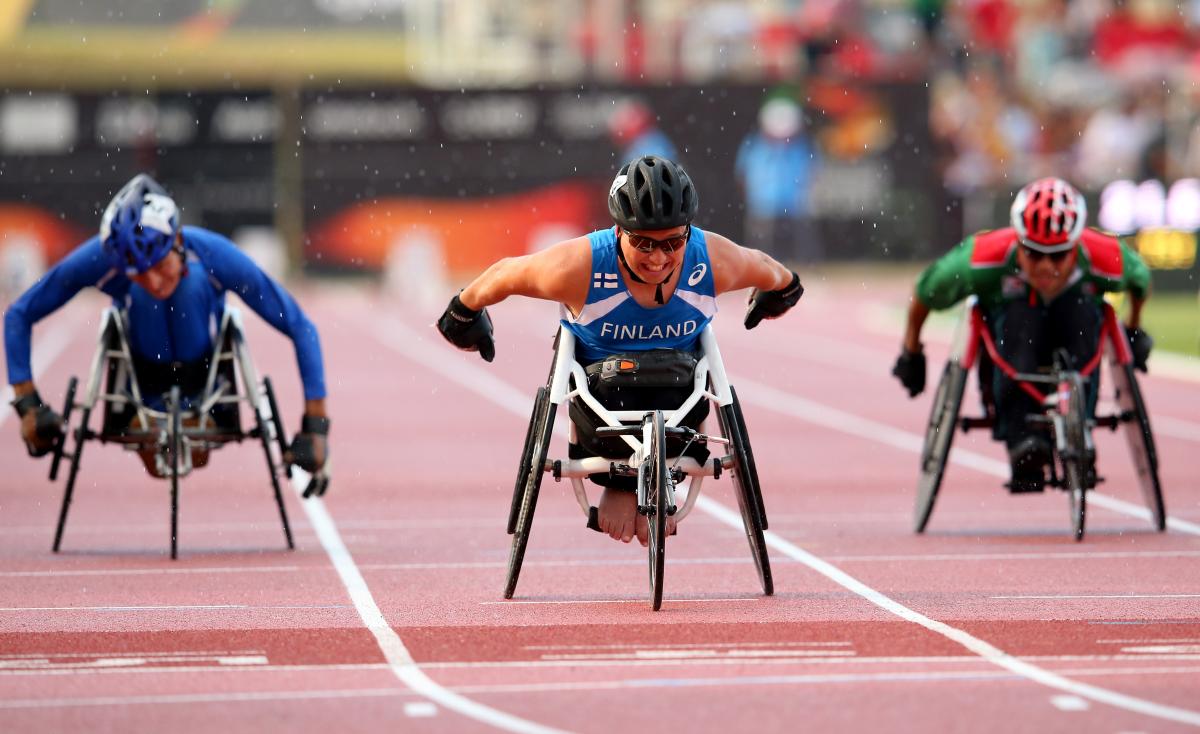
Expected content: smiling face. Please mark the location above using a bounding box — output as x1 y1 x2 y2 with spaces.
130 246 184 300
1017 245 1077 297
619 225 689 284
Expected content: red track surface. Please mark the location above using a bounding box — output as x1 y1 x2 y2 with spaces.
1 282 1198 732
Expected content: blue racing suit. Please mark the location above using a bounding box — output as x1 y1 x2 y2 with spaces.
4 226 325 402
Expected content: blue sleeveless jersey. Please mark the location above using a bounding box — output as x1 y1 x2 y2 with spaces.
562 227 717 362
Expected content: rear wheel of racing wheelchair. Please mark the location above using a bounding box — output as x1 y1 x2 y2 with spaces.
644 410 669 611
729 386 767 531
1111 363 1165 531
717 395 773 596
169 386 183 559
53 378 90 554
914 361 968 533
504 385 556 599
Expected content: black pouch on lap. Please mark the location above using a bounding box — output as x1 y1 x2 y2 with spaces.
569 349 710 489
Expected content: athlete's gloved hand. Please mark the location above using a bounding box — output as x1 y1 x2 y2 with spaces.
11 390 63 458
286 414 331 497
437 294 495 362
1126 326 1153 373
892 348 926 397
744 271 804 330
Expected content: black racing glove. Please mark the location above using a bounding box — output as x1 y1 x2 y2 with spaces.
437 294 495 362
1126 326 1153 373
11 390 64 458
286 414 330 497
744 271 804 330
892 348 926 398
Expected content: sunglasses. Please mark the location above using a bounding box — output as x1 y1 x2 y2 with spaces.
622 225 690 254
1021 245 1073 263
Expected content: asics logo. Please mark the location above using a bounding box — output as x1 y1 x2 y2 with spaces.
687 263 707 286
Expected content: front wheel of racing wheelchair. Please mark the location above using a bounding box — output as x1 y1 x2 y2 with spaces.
503 326 772 610
48 307 297 558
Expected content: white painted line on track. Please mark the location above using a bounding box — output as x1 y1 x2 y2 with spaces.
733 375 1200 537
992 594 1200 600
1154 415 1200 443
479 597 758 605
1051 695 1091 711
290 469 570 734
0 687 414 710
368 316 1200 729
0 565 320 578
405 701 439 717
0 604 348 612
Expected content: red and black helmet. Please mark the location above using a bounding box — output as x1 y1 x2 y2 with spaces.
1010 177 1087 253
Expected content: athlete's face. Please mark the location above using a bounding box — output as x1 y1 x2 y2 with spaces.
621 225 689 284
131 248 184 300
1017 245 1077 296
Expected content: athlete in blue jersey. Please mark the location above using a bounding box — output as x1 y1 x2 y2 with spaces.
5 175 330 485
438 156 803 543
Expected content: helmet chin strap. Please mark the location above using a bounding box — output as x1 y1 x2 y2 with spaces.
616 236 673 304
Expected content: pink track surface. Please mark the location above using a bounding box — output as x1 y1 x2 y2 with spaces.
1 283 1198 733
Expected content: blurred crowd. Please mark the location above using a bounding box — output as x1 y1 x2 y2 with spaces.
586 0 1199 200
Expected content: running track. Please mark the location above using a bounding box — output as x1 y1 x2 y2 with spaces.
0 280 1197 733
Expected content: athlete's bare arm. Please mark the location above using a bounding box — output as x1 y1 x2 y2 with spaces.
706 231 793 296
459 237 592 315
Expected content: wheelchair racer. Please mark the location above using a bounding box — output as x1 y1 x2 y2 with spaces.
892 177 1152 493
4 174 331 491
438 155 803 544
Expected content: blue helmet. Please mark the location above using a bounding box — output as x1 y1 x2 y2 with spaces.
99 174 180 275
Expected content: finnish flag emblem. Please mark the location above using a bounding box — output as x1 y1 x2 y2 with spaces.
594 272 619 289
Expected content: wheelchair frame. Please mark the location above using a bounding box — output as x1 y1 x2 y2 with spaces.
505 325 772 610
48 306 295 559
914 297 1165 540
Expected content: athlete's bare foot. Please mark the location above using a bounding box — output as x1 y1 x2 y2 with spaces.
598 488 637 543
635 513 678 547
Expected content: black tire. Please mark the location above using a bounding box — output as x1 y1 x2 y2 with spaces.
1059 374 1089 542
729 386 767 531
1112 363 1165 531
646 410 668 611
504 398 556 599
258 377 295 549
719 402 773 596
169 386 182 560
508 386 548 535
49 377 78 482
914 362 967 533
53 405 91 553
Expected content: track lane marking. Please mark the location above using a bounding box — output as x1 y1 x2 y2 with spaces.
993 594 1200 600
290 470 569 734
368 314 1200 728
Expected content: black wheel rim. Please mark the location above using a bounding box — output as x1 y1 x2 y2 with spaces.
508 387 546 535
730 386 767 531
1116 364 1165 531
721 404 773 596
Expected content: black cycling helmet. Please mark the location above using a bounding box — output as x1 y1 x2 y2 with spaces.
607 155 698 230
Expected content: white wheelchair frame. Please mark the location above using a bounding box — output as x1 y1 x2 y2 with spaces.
49 305 296 559
505 323 772 609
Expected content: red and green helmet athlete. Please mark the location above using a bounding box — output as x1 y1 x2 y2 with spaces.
892 177 1152 492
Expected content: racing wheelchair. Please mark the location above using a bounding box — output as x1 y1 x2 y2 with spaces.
47 306 304 559
505 325 771 611
915 297 1164 541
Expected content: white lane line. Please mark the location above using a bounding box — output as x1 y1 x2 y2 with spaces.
0 604 349 612
0 565 322 578
733 375 1200 537
0 687 414 710
0 308 85 430
696 494 1200 728
291 471 569 734
993 594 1200 600
405 701 439 717
369 316 1200 729
1154 415 1200 443
479 597 759 606
1051 695 1091 711
523 641 853 650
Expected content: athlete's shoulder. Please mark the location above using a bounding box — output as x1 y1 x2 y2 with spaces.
969 228 1018 267
181 225 237 259
1077 227 1123 279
